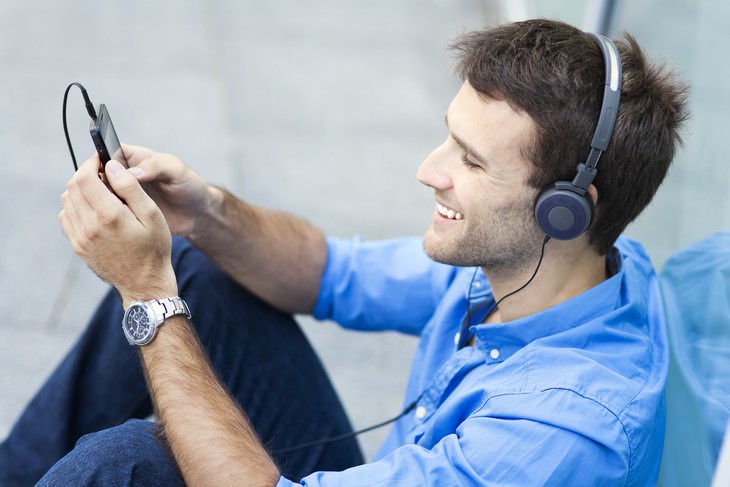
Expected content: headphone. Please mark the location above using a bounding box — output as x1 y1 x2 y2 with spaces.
534 33 623 240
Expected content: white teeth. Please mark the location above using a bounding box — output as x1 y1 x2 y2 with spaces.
437 203 463 220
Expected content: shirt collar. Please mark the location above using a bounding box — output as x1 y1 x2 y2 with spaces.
468 249 623 363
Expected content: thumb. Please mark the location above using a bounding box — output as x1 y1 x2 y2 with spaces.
105 159 158 219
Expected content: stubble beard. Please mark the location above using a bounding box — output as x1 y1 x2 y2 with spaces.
423 194 544 278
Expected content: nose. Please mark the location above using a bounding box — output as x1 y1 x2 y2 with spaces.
417 141 452 190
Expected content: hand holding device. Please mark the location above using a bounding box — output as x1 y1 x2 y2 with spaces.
120 144 216 238
62 82 214 238
60 155 178 307
61 82 177 302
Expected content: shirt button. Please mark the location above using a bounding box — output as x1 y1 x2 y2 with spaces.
415 406 427 420
454 332 461 345
489 348 500 360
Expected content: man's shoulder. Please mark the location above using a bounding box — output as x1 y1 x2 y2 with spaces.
615 235 652 266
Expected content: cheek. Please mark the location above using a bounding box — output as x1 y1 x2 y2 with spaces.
463 183 540 229
454 176 498 216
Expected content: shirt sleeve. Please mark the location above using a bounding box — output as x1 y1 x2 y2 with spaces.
312 236 458 335
274 394 629 486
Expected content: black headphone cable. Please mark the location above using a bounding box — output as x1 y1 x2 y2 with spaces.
461 234 551 349
273 235 551 455
271 393 423 455
62 82 97 171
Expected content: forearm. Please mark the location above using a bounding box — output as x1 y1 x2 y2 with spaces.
140 316 279 486
62 155 281 484
189 186 327 314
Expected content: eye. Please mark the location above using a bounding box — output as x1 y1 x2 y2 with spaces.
461 152 481 170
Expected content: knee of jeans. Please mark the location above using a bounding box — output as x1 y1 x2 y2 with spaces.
171 238 242 295
172 238 266 314
38 419 182 486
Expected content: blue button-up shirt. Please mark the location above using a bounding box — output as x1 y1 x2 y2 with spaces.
277 236 668 486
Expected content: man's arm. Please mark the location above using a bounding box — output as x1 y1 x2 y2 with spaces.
122 144 327 314
60 156 281 486
188 185 327 314
140 315 279 486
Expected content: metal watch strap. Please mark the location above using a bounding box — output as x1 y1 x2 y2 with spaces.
123 297 191 346
149 296 191 322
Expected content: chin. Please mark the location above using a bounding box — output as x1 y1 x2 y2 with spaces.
422 231 468 266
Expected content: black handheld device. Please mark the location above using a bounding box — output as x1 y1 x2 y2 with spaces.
89 104 129 167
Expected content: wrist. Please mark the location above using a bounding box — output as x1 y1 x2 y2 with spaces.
120 275 179 310
188 185 225 243
122 296 191 346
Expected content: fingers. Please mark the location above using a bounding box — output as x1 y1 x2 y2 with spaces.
60 157 120 250
105 160 164 228
119 144 183 184
59 192 80 252
119 144 160 183
121 143 154 167
60 156 152 240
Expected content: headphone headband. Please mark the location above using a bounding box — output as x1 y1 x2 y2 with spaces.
585 33 623 167
534 32 623 240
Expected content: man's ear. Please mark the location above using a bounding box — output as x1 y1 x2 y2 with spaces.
587 184 599 206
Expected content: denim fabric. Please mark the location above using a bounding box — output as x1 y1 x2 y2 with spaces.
37 420 184 486
0 238 363 486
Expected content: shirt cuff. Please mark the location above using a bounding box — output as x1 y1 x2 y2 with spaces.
312 236 360 320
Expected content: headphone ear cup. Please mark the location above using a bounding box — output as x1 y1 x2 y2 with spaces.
534 184 594 240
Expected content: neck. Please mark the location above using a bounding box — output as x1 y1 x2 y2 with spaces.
482 239 607 323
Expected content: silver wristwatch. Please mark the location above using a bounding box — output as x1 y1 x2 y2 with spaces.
122 297 191 346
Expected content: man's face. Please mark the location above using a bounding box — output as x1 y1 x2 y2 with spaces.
417 82 543 273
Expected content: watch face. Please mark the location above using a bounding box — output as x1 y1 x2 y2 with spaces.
124 304 154 345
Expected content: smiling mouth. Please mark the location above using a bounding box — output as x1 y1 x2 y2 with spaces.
436 202 463 220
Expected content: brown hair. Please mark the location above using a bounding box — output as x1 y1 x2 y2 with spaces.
451 19 690 254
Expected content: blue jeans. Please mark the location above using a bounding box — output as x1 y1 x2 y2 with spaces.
0 238 363 486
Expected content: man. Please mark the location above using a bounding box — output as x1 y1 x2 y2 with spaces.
0 19 688 485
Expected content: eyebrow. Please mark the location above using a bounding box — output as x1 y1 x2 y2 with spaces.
444 113 489 167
